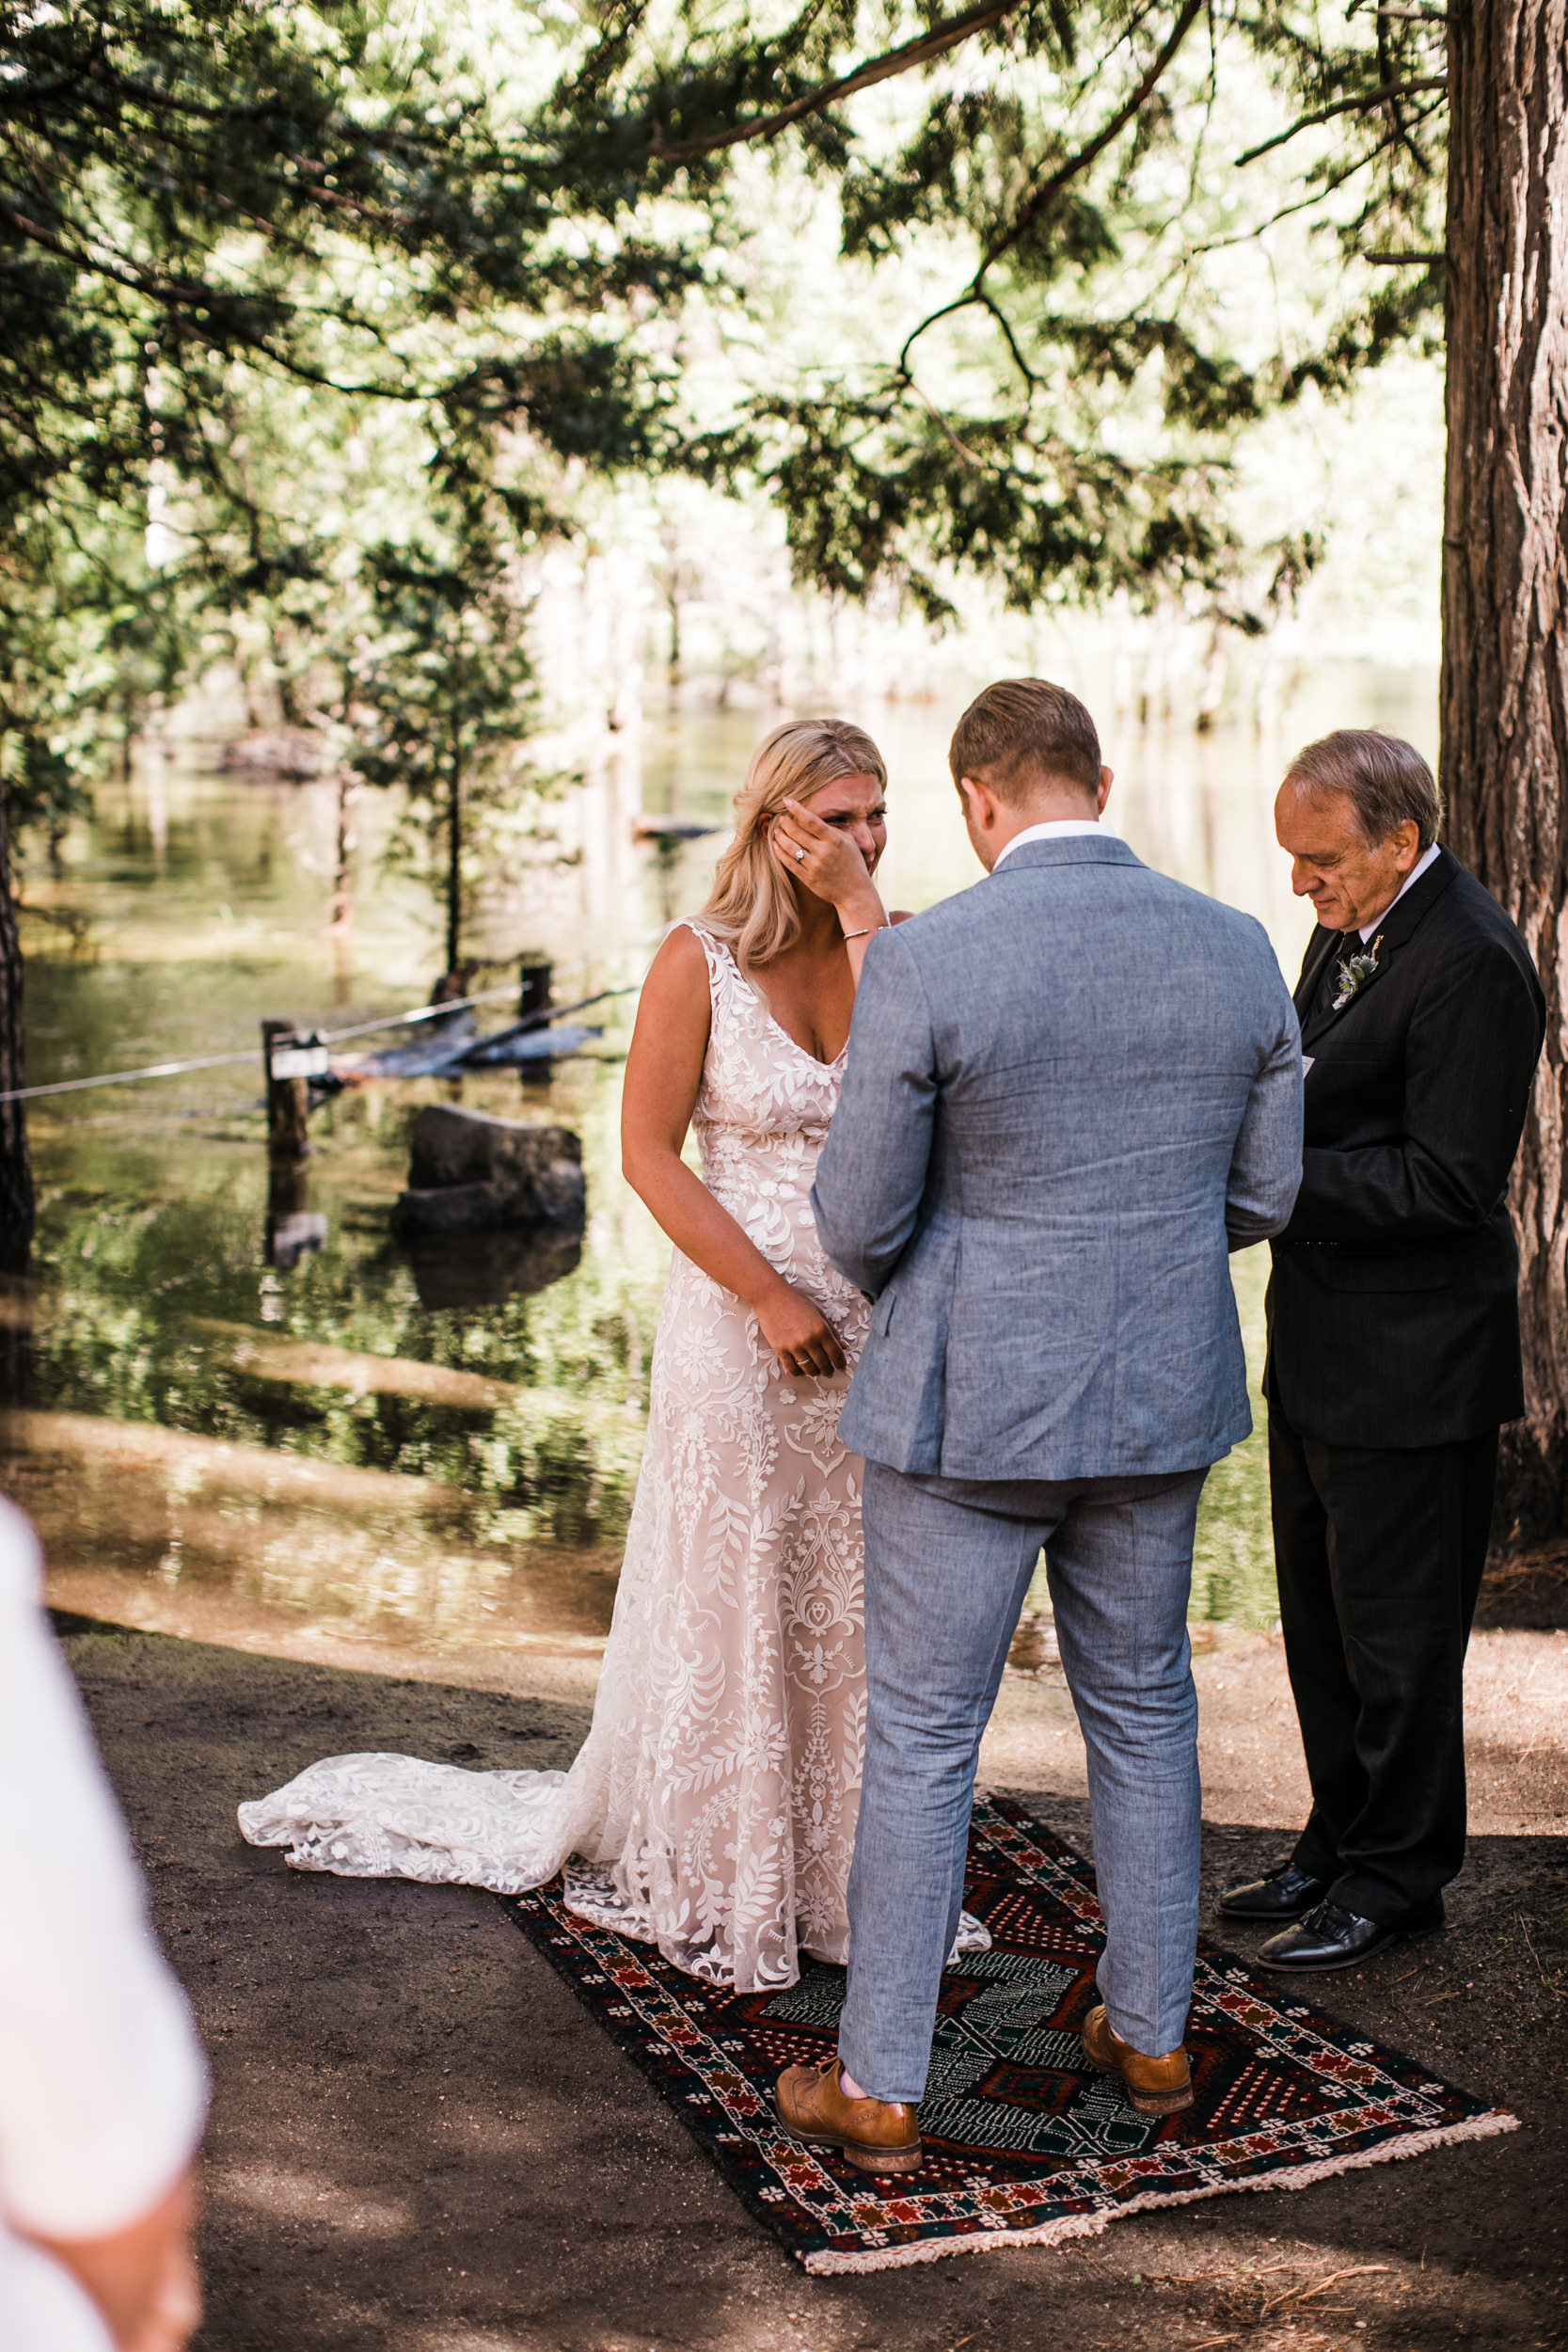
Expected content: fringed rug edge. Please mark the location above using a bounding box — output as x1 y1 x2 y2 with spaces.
801 2106 1521 2274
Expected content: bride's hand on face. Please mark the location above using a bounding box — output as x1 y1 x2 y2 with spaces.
769 797 884 928
756 1279 847 1378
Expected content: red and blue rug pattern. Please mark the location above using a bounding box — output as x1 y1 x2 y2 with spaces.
499 1794 1515 2274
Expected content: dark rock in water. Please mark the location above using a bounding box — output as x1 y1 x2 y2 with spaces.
404 1104 583 1200
391 1104 585 1241
404 1225 583 1310
396 1177 577 1235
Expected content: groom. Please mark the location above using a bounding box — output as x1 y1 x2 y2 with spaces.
775 678 1304 2173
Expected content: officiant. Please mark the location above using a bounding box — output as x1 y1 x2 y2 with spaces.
1222 730 1544 1971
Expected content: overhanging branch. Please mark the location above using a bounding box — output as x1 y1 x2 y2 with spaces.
1235 76 1446 167
975 0 1206 278
896 0 1205 382
646 0 1015 161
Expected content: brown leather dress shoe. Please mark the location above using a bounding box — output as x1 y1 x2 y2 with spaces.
1082 2004 1194 2118
774 2056 923 2175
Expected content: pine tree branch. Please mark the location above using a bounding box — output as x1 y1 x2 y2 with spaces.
1176 119 1418 261
1235 77 1447 167
976 289 1038 390
975 0 1206 277
646 0 1016 161
1374 8 1432 179
897 289 974 378
896 0 1205 380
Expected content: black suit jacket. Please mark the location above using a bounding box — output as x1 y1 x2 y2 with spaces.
1264 847 1544 1448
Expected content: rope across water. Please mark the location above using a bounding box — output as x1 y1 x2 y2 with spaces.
0 982 640 1104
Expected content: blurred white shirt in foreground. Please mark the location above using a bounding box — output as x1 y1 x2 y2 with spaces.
0 1498 208 2352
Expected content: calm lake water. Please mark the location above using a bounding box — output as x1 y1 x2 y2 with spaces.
3 668 1436 1680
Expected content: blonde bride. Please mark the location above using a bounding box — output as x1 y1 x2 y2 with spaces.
240 719 987 1990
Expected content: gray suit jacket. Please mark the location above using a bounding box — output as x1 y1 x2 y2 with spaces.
811 835 1303 1481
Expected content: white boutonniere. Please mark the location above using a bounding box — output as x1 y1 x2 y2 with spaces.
1332 931 1385 1011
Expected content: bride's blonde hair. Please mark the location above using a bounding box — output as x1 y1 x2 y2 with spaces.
696 718 888 975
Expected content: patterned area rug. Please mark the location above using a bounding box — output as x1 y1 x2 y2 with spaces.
499 1794 1516 2275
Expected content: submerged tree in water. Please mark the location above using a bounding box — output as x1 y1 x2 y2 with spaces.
348 493 540 984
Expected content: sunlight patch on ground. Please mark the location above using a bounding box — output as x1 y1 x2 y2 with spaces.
216 2166 413 2235
1465 1628 1568 1836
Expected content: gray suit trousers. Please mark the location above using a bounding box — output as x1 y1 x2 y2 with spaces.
839 1460 1209 2103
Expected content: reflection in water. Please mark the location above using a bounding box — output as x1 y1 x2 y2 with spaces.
264 1163 329 1271
404 1226 585 1311
14 1406 622 1699
18 1075 657 1535
389 1101 590 1304
3 675 1436 1666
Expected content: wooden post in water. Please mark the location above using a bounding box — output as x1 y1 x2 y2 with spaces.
515 958 554 1090
518 956 553 1023
261 1018 312 1162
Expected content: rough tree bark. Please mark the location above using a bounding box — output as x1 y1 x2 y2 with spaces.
1441 0 1568 1542
0 791 35 1276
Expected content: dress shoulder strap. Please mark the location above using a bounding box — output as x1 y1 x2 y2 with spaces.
675 921 776 1063
676 919 741 1019
677 916 725 976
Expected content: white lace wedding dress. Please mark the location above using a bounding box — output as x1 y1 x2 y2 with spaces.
240 923 987 1992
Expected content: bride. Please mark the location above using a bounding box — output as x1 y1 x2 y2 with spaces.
241 717 985 1990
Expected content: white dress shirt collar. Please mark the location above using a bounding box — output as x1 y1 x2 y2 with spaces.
991 818 1102 872
1358 840 1441 940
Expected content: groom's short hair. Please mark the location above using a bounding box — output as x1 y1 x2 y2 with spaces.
949 678 1102 803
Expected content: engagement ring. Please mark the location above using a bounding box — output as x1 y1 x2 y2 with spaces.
795 847 805 862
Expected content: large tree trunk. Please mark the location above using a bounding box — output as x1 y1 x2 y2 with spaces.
0 790 35 1276
1441 0 1568 1544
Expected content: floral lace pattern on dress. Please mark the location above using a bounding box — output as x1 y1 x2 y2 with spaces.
241 924 874 1990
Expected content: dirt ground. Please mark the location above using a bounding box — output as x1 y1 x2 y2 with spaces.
54 1558 1568 2352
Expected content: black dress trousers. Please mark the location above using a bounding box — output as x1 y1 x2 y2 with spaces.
1269 1395 1497 1922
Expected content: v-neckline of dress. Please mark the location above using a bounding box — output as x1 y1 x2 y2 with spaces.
719 939 848 1073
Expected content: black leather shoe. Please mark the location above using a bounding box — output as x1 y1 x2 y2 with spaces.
1218 1866 1332 1923
1258 1898 1445 1973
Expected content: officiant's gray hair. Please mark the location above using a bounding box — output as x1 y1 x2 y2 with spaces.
1284 730 1443 851
698 717 888 975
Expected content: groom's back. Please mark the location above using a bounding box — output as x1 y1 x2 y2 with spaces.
815 834 1302 1481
